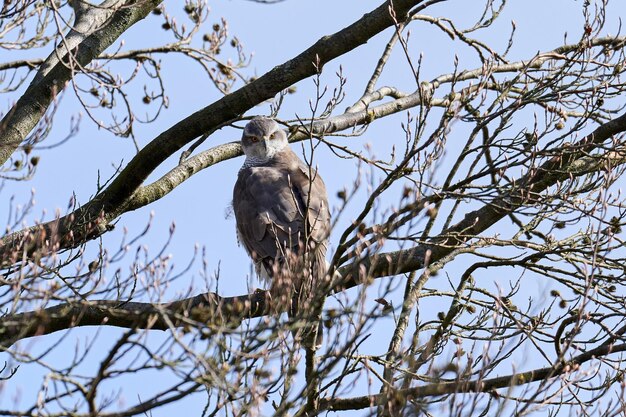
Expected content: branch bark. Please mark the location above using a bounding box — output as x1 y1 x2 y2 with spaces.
0 0 163 165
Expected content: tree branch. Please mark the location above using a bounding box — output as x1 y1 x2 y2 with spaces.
0 0 163 165
319 341 626 411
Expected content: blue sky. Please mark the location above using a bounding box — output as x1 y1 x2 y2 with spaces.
1 0 626 415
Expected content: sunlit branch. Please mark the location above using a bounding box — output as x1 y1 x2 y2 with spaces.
0 0 163 165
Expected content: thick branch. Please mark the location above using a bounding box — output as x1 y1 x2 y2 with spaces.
0 291 266 349
127 34 626 211
0 0 162 165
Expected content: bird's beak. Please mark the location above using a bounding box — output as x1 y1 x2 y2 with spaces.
260 136 272 149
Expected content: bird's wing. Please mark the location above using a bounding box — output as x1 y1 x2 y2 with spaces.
233 155 330 269
233 165 301 266
291 158 331 248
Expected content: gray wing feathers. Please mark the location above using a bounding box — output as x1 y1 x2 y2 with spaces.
233 148 330 349
233 149 330 271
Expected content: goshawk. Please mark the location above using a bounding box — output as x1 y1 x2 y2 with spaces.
233 117 330 347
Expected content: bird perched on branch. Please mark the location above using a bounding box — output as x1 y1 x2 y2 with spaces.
233 117 330 348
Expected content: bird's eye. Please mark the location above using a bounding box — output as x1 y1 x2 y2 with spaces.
269 133 276 140
249 136 259 143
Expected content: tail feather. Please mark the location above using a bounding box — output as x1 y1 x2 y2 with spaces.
267 242 328 349
290 244 328 350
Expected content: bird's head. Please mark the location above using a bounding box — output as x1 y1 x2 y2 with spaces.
240 117 288 164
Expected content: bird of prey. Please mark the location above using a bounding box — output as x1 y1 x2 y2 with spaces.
233 117 330 347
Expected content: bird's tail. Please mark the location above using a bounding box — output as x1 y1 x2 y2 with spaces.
290 243 328 350
267 242 328 350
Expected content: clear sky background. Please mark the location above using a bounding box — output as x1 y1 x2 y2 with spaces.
1 0 626 415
